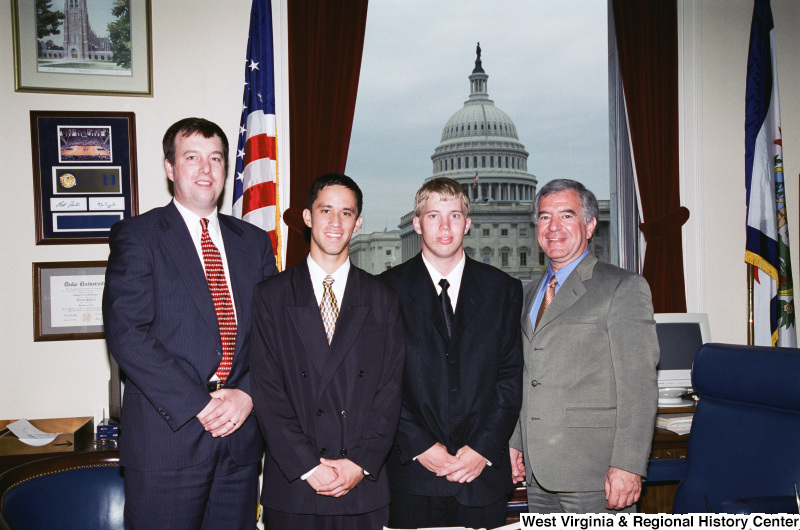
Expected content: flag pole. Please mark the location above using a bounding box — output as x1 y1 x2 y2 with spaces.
747 263 754 346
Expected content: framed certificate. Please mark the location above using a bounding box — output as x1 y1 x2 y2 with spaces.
33 261 107 342
31 111 139 244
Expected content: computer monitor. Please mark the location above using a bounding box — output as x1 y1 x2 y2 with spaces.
654 313 711 404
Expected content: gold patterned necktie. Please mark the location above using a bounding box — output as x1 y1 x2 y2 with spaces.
200 218 236 381
320 275 339 344
534 275 558 330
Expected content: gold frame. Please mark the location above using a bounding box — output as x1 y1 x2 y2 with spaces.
11 0 153 97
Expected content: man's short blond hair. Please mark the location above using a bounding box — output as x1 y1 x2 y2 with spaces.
413 177 470 217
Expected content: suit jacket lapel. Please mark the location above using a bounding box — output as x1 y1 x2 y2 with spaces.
219 215 249 358
449 258 483 350
521 275 543 342
318 265 370 394
159 203 220 339
533 254 597 336
286 262 329 375
407 254 450 342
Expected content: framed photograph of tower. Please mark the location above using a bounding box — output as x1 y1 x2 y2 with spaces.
10 0 153 96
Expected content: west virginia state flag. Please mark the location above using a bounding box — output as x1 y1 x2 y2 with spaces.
744 0 796 347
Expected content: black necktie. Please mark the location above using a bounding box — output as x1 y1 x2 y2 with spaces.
439 279 454 338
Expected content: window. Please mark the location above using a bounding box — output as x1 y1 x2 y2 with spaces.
482 249 492 264
501 228 508 236
539 251 545 266
501 252 509 267
520 252 527 267
482 228 490 237
385 250 391 255
345 2 612 278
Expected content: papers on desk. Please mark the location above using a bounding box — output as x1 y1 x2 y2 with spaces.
5 419 60 446
656 413 693 435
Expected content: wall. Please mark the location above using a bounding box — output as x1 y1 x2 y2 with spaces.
1 1 799 422
0 1 253 421
683 0 800 344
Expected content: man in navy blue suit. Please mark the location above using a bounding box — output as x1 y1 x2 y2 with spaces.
103 117 278 529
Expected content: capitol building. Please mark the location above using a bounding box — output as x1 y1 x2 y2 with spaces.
350 46 609 281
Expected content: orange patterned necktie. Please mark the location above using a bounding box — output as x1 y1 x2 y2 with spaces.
534 275 558 330
200 218 236 381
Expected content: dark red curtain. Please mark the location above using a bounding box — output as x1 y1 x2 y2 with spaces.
612 0 688 313
283 0 369 268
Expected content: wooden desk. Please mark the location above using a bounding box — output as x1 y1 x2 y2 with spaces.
0 440 116 476
639 404 693 514
506 404 693 521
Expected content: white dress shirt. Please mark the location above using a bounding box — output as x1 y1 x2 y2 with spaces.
421 252 466 313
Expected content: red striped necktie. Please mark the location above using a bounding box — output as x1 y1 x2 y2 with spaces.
200 218 236 382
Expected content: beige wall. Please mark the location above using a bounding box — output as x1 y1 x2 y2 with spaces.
1 1 799 422
686 0 800 344
0 1 252 421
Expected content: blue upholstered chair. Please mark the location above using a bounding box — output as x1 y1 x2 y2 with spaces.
0 450 123 530
670 343 800 513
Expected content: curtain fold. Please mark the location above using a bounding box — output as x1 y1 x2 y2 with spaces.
284 0 369 268
612 0 688 313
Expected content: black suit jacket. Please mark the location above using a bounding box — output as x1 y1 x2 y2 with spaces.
378 254 523 506
102 201 278 471
250 261 406 516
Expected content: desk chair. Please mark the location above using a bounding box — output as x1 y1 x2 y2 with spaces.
671 343 800 513
0 450 123 530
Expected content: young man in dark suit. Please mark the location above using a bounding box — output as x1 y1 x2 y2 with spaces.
250 173 405 530
102 117 278 528
379 177 523 529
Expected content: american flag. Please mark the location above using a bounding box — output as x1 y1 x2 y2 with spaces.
233 0 281 268
472 171 479 188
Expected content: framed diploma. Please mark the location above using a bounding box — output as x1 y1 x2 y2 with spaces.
33 261 107 341
31 111 139 245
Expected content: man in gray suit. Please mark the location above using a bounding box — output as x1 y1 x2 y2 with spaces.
509 179 659 513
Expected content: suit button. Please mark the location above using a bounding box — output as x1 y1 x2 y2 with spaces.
531 380 539 387
301 371 307 378
341 410 347 417
340 449 348 456
316 409 324 416
358 370 365 377
320 447 327 455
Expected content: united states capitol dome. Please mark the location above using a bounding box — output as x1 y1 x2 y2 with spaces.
430 43 536 205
